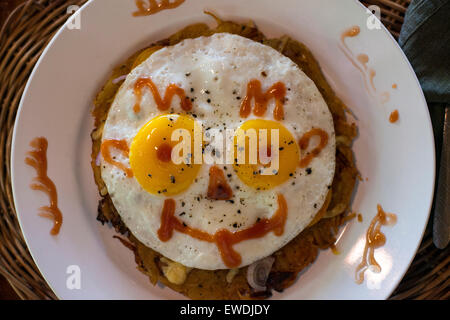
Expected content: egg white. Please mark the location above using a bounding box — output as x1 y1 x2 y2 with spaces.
101 33 335 270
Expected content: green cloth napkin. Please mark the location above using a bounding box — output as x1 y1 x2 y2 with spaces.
399 0 450 222
399 0 450 104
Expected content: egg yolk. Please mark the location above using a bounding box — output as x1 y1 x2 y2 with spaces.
233 119 299 190
129 114 201 196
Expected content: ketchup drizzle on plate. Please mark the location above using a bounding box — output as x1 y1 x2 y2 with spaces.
25 137 63 235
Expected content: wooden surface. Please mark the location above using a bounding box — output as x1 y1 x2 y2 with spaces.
0 0 24 301
0 0 24 22
0 275 19 300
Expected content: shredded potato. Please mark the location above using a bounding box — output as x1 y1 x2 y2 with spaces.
91 13 358 300
226 268 240 284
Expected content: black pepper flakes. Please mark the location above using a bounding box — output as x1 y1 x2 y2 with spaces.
306 168 312 175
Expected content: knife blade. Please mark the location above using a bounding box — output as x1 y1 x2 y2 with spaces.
433 106 450 249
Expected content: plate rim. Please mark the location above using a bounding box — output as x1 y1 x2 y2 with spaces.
351 0 436 299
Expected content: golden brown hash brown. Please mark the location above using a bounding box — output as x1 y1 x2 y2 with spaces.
91 15 358 300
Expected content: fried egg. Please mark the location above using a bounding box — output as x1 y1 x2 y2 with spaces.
100 33 335 270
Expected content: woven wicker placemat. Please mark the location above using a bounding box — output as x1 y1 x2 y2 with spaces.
0 0 448 300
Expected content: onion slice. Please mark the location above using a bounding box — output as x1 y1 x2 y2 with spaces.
112 74 128 84
95 151 102 166
246 256 275 292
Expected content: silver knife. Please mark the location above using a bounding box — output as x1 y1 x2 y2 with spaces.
433 106 450 249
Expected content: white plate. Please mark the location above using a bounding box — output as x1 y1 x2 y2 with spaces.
11 0 435 300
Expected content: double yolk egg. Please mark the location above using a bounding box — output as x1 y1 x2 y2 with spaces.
130 114 300 196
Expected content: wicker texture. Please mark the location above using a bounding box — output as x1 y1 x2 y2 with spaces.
362 0 411 39
0 0 447 300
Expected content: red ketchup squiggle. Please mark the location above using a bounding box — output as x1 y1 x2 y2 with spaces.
25 137 63 235
157 194 288 268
